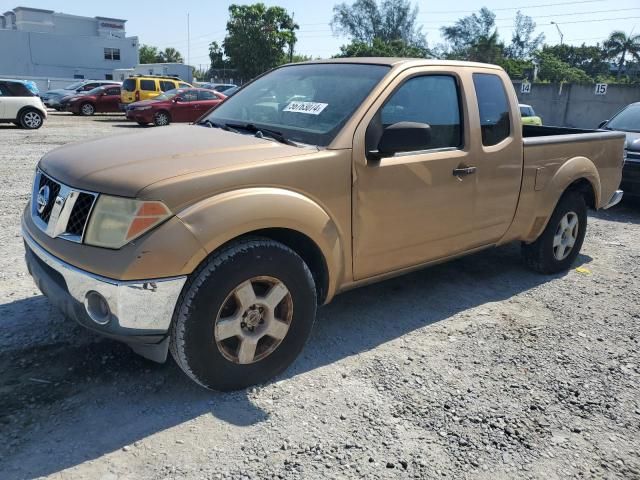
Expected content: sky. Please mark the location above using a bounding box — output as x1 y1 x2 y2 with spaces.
2 0 639 69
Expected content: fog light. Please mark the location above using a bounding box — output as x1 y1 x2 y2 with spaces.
85 291 111 325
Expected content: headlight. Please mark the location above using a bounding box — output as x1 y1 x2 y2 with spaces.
136 106 152 111
84 196 171 249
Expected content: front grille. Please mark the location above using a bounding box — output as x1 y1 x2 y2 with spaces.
31 170 97 243
66 193 94 236
37 174 61 223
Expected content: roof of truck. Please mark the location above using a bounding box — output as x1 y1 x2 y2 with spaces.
295 57 504 70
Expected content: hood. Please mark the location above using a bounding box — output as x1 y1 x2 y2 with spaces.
39 125 309 198
44 88 74 97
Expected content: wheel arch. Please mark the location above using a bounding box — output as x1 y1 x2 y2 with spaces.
17 105 45 120
176 187 346 304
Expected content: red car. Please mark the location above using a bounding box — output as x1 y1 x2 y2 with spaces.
66 85 122 115
125 88 226 126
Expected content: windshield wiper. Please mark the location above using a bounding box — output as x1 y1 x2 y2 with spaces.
224 122 298 147
197 119 240 133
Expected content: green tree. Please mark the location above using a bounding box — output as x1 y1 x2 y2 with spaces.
506 11 544 60
331 0 426 48
139 44 160 64
497 58 533 80
336 37 428 57
158 47 184 63
223 3 298 80
541 44 609 79
603 31 640 80
208 41 229 69
535 52 592 83
441 7 499 59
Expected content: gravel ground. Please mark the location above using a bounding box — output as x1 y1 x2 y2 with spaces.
0 113 639 480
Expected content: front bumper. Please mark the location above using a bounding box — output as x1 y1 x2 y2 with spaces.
621 157 640 197
23 228 187 362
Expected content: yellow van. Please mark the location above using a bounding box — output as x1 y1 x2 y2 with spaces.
120 75 192 106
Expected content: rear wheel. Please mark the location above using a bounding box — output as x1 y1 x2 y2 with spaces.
522 190 587 274
19 109 44 129
153 111 170 126
170 238 317 391
80 103 95 116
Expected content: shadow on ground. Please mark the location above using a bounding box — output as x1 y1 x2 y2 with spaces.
0 240 595 478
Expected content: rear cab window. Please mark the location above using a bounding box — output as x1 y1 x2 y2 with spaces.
198 90 218 100
473 73 511 146
122 79 136 92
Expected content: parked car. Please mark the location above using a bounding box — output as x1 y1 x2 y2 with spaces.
22 59 624 391
120 75 192 108
519 103 542 125
599 102 640 197
0 78 47 129
65 85 122 115
42 80 120 110
200 83 237 93
125 88 225 126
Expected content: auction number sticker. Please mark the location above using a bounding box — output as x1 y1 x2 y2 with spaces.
283 101 328 115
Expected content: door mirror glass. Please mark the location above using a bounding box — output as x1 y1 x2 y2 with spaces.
375 122 432 157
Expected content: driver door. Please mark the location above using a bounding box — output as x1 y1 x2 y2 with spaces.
172 91 197 122
352 70 477 280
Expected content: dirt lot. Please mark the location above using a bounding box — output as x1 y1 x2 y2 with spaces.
0 113 639 480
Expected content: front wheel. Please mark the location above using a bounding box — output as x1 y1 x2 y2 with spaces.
170 238 317 391
80 103 95 116
153 111 170 126
522 190 587 274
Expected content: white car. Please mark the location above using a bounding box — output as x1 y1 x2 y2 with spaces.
0 79 47 129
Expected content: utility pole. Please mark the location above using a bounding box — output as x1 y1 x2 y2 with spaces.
187 13 191 66
551 21 564 45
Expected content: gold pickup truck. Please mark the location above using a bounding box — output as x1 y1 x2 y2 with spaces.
22 58 625 390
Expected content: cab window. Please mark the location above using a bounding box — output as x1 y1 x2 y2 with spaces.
379 75 463 150
180 91 198 102
106 87 120 95
198 90 218 100
122 78 136 91
160 81 175 92
140 80 156 91
473 73 511 146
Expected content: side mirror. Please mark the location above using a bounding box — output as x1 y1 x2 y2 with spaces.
174 97 182 103
598 120 608 129
373 122 432 157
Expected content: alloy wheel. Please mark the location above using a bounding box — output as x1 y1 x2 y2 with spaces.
553 211 579 261
23 111 42 129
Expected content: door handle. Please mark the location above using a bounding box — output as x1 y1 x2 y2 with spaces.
452 166 477 177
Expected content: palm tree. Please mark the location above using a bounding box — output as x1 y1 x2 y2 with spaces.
159 47 184 64
603 31 640 80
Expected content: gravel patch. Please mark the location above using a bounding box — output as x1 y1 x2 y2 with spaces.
0 113 638 479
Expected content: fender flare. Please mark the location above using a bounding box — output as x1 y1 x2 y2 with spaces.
527 156 601 241
16 105 46 120
176 187 345 300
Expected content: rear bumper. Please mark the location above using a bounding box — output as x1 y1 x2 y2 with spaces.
23 227 186 362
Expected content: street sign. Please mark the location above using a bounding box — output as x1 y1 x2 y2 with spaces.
521 82 532 94
594 84 608 95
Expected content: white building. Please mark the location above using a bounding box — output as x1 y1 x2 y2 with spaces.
0 6 139 80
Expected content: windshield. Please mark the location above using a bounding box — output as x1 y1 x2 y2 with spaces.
154 89 180 101
520 106 534 117
607 104 640 132
66 82 85 90
203 63 390 146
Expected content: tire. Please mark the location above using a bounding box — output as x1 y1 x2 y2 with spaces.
19 109 44 129
170 238 317 391
153 111 170 126
522 190 587 274
80 103 95 116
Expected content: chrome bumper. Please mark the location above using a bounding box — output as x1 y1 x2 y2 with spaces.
23 227 186 344
603 189 624 210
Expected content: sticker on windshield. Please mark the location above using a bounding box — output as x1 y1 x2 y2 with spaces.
283 101 328 115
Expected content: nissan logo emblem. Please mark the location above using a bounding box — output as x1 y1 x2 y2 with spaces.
37 185 50 214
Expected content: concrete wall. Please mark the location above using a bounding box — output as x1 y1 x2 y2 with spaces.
514 83 640 129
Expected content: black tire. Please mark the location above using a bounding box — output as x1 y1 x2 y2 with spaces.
170 238 317 391
153 111 170 126
522 190 587 274
19 109 44 129
80 103 95 116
